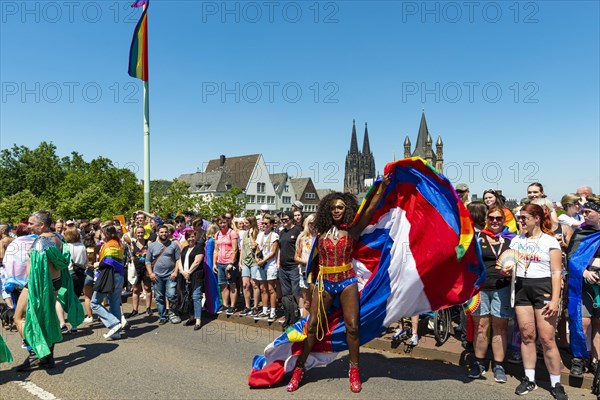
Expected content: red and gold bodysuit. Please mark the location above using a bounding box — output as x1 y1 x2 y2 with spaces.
316 232 357 294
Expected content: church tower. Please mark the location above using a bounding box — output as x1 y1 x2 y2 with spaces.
404 136 411 159
344 120 361 195
405 111 443 173
361 123 376 187
435 136 444 172
344 120 376 195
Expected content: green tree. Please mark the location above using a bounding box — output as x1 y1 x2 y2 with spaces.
0 189 48 223
0 142 65 205
151 179 198 217
197 187 248 218
0 143 143 221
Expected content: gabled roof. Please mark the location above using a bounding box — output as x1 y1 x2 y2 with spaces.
317 189 335 199
269 173 288 195
178 170 235 193
204 154 260 189
289 177 310 197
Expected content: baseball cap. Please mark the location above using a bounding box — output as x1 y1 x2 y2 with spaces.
66 219 75 226
455 183 469 192
260 205 269 211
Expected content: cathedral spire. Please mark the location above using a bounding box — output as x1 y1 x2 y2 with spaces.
349 119 359 154
362 122 371 154
412 111 431 159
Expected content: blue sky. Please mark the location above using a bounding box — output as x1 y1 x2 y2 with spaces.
1 0 598 201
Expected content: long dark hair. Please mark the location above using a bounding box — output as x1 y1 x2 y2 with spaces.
314 192 359 234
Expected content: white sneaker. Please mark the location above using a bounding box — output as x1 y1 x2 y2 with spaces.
103 323 122 339
83 316 93 324
408 335 419 346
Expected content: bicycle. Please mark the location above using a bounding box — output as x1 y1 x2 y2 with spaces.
390 317 417 353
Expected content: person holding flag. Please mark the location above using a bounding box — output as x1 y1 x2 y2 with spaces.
567 196 600 380
248 158 485 392
287 176 390 392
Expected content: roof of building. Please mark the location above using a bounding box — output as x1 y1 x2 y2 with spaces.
178 170 235 193
316 188 335 199
204 154 260 189
289 177 312 199
269 173 288 195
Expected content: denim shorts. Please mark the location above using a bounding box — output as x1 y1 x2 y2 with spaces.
217 263 238 286
253 265 267 281
242 265 260 279
266 265 278 281
472 285 514 319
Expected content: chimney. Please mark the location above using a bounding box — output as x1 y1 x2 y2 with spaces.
219 155 226 166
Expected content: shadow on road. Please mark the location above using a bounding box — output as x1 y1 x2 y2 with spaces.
0 342 118 384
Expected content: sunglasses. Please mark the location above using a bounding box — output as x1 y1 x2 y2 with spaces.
517 215 531 221
281 218 290 222
487 216 504 222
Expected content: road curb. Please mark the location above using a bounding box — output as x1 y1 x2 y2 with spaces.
213 312 594 390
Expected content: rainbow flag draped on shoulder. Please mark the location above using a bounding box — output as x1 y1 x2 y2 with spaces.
248 157 485 387
128 0 149 81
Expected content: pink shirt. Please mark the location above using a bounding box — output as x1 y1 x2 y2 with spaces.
215 229 239 264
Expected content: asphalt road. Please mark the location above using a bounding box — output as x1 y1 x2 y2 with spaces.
0 314 594 400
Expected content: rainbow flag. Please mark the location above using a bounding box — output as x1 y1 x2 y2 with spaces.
128 0 149 81
248 157 485 387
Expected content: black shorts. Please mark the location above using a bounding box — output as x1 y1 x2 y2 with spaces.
514 277 553 309
581 282 600 319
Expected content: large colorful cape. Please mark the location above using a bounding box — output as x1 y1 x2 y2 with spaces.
567 227 600 358
248 157 485 387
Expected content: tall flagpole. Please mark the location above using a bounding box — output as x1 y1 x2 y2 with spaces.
129 0 150 211
144 80 150 212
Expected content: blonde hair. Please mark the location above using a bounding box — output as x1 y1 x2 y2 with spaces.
560 193 581 209
531 197 554 213
299 214 316 240
205 224 219 239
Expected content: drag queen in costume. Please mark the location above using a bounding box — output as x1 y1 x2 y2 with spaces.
287 174 390 393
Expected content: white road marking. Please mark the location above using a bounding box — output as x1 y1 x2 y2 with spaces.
16 381 60 400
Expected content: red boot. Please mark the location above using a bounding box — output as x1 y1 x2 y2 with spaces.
287 367 304 392
349 366 362 393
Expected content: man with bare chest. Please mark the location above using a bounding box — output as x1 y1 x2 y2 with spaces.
14 211 75 371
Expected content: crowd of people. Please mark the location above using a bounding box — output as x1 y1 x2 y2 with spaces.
0 183 599 400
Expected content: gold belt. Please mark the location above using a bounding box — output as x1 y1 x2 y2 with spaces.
319 263 352 275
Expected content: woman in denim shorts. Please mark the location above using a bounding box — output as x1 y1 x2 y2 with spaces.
213 216 239 315
468 207 515 382
239 217 260 317
254 215 279 321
